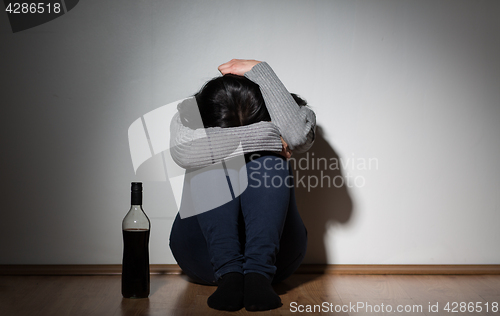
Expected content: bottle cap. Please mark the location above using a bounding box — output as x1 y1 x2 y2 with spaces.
131 182 142 191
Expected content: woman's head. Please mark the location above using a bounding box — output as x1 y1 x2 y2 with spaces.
194 74 270 128
180 74 307 129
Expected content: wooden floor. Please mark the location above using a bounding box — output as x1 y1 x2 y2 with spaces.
1 274 499 315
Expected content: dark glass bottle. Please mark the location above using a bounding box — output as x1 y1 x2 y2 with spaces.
122 182 151 298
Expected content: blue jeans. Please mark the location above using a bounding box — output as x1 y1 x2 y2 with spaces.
169 152 307 285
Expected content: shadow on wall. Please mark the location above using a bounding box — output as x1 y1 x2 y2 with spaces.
293 125 354 266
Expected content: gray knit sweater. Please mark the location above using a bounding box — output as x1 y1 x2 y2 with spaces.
170 62 316 169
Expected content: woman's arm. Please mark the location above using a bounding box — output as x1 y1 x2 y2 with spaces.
170 60 314 169
244 62 316 153
170 112 283 169
219 60 316 153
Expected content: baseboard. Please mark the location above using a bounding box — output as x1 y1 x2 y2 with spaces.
296 264 500 275
0 264 180 276
1 264 499 276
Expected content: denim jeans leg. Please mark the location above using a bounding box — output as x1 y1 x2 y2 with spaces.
196 197 245 280
169 212 217 285
272 172 308 283
240 153 293 280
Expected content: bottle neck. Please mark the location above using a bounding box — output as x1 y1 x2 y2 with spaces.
131 191 142 205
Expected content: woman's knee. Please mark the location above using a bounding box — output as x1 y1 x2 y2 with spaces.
245 152 293 189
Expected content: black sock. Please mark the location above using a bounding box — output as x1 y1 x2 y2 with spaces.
244 273 282 311
207 272 244 311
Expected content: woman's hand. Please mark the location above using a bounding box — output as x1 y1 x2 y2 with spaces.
279 137 292 159
218 59 261 76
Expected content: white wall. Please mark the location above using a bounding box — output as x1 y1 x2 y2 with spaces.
1 0 499 265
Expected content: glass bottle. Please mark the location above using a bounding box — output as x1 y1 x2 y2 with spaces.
122 182 150 298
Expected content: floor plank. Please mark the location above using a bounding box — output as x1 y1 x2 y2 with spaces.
1 274 499 315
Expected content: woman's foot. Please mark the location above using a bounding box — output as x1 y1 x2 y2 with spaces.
244 273 282 311
207 272 244 311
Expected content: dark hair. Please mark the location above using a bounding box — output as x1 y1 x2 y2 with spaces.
193 74 270 128
291 93 307 107
181 74 307 129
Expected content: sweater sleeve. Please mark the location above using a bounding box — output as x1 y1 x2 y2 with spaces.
169 112 283 169
244 62 316 153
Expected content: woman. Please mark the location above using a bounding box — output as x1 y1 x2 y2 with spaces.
169 59 316 311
